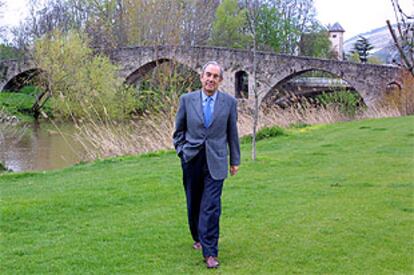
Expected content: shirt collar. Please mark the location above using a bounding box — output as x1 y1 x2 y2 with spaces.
201 90 218 102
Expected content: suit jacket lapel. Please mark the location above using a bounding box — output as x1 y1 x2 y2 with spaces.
210 91 224 126
190 90 204 122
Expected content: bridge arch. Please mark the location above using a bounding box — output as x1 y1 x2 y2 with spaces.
262 66 375 106
126 58 171 85
124 57 201 97
2 68 42 92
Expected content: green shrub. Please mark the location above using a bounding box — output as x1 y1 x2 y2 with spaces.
317 90 363 116
19 85 41 96
34 30 136 120
0 92 33 112
241 126 286 144
288 122 310 129
0 161 7 172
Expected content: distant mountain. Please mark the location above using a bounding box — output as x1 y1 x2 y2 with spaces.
343 25 399 64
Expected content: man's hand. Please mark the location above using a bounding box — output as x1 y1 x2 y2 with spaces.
230 165 239 176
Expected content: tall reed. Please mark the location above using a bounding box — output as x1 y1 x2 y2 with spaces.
72 85 412 161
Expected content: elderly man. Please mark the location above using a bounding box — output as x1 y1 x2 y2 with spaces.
173 61 240 268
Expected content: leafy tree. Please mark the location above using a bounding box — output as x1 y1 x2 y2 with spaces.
347 51 360 62
299 29 333 58
33 30 136 120
352 36 374 63
255 4 294 52
241 0 320 54
210 0 250 48
299 30 333 58
257 0 319 54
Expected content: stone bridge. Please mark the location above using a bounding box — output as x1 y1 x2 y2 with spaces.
0 46 404 106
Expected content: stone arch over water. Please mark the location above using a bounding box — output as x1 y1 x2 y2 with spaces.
124 57 201 97
260 63 402 107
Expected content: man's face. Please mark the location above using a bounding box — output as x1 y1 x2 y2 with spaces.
200 64 223 95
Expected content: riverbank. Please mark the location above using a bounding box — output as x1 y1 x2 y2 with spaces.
0 87 53 123
1 116 413 274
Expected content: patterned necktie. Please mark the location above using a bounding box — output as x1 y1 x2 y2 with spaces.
204 96 212 128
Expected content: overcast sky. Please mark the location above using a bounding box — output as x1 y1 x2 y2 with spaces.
1 0 413 41
314 0 413 39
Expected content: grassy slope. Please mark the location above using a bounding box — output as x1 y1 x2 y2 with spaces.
1 116 413 274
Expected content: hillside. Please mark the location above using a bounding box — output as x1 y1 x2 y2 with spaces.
344 25 398 63
1 116 413 274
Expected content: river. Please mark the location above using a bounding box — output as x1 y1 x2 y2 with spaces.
0 122 83 172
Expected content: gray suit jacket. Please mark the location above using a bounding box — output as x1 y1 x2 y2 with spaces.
173 90 241 180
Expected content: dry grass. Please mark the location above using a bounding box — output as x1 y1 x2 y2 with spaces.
357 70 414 119
238 100 350 137
380 70 414 116
73 97 178 160
72 82 413 160
74 114 176 160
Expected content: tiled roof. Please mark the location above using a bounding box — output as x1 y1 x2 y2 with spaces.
329 22 345 32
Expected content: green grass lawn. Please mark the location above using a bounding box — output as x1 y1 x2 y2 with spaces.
1 116 413 274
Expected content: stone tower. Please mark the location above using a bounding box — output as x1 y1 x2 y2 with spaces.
328 22 345 60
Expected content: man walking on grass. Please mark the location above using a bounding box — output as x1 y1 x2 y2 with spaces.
173 61 240 269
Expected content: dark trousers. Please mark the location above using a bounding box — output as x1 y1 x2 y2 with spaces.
181 147 224 257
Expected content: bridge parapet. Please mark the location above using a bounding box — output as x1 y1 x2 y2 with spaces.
1 46 404 106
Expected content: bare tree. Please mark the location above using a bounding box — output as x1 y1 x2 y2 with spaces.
8 0 219 49
276 0 318 54
10 0 91 48
387 0 414 76
181 0 220 46
0 0 6 39
123 0 218 46
245 0 260 161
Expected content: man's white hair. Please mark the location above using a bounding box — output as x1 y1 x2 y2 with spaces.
202 61 224 79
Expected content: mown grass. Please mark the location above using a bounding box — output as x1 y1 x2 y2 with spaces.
1 116 413 274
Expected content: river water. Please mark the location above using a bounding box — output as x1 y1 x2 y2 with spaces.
0 122 83 172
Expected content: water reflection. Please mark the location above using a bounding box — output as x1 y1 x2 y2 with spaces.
0 122 83 172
